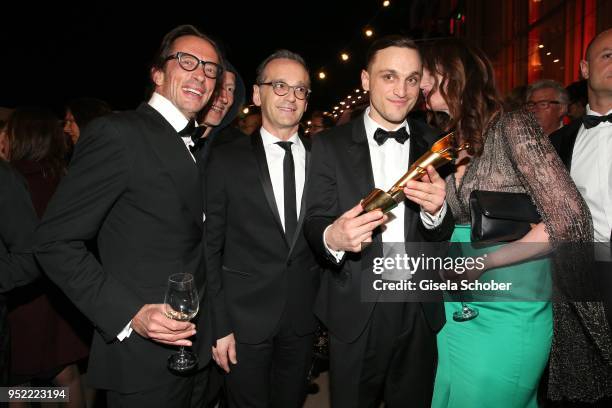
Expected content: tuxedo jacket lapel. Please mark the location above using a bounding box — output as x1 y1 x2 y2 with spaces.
403 119 436 238
349 118 376 198
288 135 311 256
140 104 203 229
251 132 289 247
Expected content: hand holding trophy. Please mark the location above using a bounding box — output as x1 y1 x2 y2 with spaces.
362 131 469 213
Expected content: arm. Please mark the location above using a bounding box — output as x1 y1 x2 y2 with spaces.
34 118 192 345
404 165 455 242
304 137 386 265
0 164 40 292
479 112 592 271
204 149 236 372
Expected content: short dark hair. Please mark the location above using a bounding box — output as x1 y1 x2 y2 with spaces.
255 49 310 85
365 35 419 70
151 25 219 72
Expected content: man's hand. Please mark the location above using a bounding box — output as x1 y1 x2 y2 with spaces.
212 333 237 373
403 165 446 216
131 304 196 346
325 203 387 252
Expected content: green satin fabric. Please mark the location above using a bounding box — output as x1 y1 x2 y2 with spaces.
432 225 552 408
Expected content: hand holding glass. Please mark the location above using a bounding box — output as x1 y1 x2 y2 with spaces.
164 273 199 372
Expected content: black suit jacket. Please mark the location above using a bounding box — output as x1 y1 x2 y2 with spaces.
34 103 212 393
0 161 40 293
550 119 583 170
205 131 319 344
303 116 454 343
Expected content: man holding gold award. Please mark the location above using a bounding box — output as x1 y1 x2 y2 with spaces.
303 35 458 408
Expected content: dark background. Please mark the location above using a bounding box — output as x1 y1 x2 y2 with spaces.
1 1 448 116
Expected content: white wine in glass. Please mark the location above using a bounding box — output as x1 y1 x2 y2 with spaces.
164 273 199 372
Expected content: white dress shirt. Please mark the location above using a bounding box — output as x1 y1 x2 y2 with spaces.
571 105 612 244
117 93 198 341
148 92 196 162
325 108 446 263
260 127 306 229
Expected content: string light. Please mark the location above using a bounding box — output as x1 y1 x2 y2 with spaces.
318 71 326 79
242 107 250 114
546 52 552 56
355 89 361 93
383 0 390 6
365 28 374 37
333 106 339 110
341 52 350 61
538 44 544 48
553 59 560 63
347 95 352 99
340 101 346 105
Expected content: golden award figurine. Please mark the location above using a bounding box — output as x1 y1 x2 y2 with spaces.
362 131 469 213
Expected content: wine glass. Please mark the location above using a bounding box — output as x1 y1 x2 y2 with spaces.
453 301 479 322
164 273 199 372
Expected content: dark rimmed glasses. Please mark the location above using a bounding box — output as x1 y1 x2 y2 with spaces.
526 100 561 110
165 52 222 79
258 81 311 100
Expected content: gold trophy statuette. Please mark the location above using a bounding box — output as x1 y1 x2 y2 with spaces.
362 131 469 213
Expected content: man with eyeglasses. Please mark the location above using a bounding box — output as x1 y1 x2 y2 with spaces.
525 79 569 137
205 50 320 407
35 25 220 408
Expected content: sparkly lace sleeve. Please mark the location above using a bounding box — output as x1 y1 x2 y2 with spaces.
500 111 612 401
499 110 592 243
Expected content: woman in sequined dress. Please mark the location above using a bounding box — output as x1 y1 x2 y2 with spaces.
419 37 608 406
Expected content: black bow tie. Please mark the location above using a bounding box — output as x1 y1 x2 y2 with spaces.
583 113 612 129
373 127 409 145
178 120 207 152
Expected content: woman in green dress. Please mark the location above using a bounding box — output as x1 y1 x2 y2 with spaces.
419 38 606 406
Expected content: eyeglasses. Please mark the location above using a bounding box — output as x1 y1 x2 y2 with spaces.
258 81 311 100
165 52 222 79
525 100 561 110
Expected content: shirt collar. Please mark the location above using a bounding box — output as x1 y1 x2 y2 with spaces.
148 92 190 132
260 126 303 149
586 104 612 117
363 107 410 144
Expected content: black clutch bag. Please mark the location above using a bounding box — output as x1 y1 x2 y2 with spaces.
470 190 541 243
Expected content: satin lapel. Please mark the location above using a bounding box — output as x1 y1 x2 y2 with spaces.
251 133 288 246
566 121 582 171
349 118 376 198
139 104 203 229
349 117 383 254
404 119 433 237
288 135 310 256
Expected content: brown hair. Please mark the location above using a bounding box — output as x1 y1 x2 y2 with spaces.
365 35 419 70
420 37 502 156
7 107 66 177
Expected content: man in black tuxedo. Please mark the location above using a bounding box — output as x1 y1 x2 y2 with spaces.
304 36 454 407
206 50 319 408
551 28 612 327
34 25 221 407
